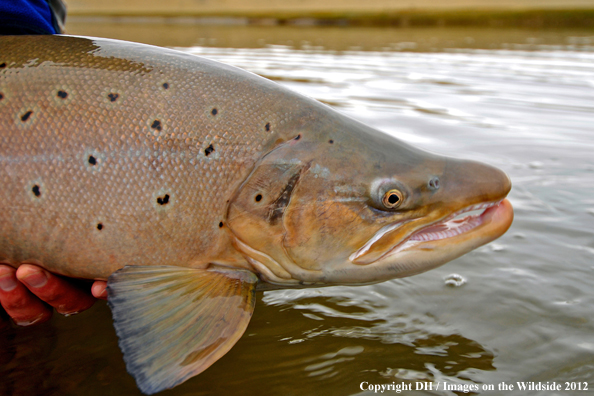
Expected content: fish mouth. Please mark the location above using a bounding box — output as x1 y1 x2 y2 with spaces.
408 200 503 243
351 199 513 265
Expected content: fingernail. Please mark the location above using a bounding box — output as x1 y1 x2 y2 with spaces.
16 313 45 326
92 283 108 299
60 311 79 317
0 274 17 292
20 270 48 288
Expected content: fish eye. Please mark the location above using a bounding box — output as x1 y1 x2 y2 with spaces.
382 189 403 209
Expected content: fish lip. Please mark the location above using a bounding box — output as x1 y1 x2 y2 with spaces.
351 199 511 264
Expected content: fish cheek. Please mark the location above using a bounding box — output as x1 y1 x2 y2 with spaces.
282 179 379 271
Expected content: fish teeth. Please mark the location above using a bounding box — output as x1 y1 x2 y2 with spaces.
409 216 482 242
442 200 501 223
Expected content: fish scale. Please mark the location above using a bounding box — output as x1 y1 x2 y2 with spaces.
0 35 293 279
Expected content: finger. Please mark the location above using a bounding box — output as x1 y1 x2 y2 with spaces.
16 264 96 315
91 281 108 300
0 265 52 326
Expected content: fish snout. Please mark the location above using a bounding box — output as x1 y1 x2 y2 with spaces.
440 158 511 209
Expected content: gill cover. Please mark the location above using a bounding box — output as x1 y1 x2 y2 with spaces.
226 138 309 285
226 135 388 286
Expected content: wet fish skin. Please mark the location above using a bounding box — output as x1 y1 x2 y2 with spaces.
0 35 302 279
0 35 511 286
0 35 512 394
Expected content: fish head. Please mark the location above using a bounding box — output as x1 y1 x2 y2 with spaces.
226 112 513 287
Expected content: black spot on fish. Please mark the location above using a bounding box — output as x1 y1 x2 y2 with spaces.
108 93 119 102
0 62 6 68
151 120 162 132
32 185 41 197
219 222 224 228
211 108 218 116
295 134 301 140
162 82 169 89
88 155 97 165
157 194 170 205
255 194 263 202
97 223 103 230
265 123 271 132
204 144 214 156
21 111 33 122
329 139 334 144
57 90 68 99
267 169 304 225
0 93 3 101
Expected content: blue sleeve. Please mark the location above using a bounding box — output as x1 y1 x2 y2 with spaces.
0 0 59 35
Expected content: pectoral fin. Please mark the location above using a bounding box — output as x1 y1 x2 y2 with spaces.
107 265 258 395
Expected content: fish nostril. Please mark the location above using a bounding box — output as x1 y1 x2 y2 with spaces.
428 177 440 190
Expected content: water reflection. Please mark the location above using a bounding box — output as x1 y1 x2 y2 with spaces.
0 305 130 396
0 289 495 396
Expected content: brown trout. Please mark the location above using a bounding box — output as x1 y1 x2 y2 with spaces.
0 35 513 394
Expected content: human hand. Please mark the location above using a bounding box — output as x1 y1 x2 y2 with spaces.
0 264 107 326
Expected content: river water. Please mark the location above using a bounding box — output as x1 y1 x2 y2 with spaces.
2 24 594 396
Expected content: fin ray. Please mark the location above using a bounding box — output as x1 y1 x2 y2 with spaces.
107 265 258 395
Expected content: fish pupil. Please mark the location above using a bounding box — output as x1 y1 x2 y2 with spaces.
388 194 399 204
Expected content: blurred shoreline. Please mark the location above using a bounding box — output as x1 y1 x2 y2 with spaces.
64 0 594 28
65 22 594 52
